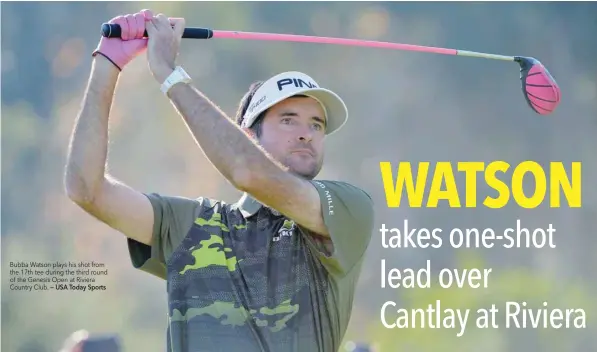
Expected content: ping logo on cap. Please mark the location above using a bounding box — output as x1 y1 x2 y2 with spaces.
276 78 318 91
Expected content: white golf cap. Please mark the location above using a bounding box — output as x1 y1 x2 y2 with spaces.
241 71 348 135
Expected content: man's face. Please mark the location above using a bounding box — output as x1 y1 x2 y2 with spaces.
255 96 326 179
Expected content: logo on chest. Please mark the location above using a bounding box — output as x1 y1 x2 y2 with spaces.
273 219 296 242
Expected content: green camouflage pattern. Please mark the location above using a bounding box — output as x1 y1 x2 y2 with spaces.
128 180 375 352
165 199 332 352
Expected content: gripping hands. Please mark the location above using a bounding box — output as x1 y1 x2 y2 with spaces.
92 10 152 71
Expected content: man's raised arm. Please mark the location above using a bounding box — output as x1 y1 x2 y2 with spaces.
64 45 154 245
163 81 325 231
145 14 345 237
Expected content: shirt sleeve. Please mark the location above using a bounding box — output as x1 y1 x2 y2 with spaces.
305 180 375 277
127 193 202 280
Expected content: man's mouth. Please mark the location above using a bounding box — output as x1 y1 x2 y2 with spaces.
291 149 314 157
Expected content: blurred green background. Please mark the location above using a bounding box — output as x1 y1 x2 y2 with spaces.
2 2 596 351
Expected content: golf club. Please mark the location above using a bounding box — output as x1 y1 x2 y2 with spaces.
101 23 561 115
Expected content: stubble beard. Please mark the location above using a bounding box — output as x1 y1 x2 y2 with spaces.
285 155 322 180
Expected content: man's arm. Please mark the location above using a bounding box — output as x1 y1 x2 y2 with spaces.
144 14 330 235
162 82 332 236
64 57 154 245
163 84 375 274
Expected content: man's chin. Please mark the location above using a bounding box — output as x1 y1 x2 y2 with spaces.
289 165 320 180
292 172 316 180
282 156 322 179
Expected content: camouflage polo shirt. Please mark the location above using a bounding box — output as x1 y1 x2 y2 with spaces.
127 180 375 352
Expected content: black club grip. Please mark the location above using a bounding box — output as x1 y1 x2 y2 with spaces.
101 23 213 39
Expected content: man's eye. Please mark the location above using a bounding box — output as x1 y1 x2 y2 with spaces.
281 118 292 124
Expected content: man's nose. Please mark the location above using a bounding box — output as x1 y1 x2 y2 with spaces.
297 125 314 142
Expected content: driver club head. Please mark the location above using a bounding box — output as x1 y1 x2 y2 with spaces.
515 56 561 115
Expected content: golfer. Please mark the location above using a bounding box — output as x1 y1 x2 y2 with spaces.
65 9 375 352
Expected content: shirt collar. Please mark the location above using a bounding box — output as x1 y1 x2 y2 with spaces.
236 192 263 218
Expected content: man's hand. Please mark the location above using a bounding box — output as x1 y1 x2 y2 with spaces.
92 10 151 71
144 11 186 83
